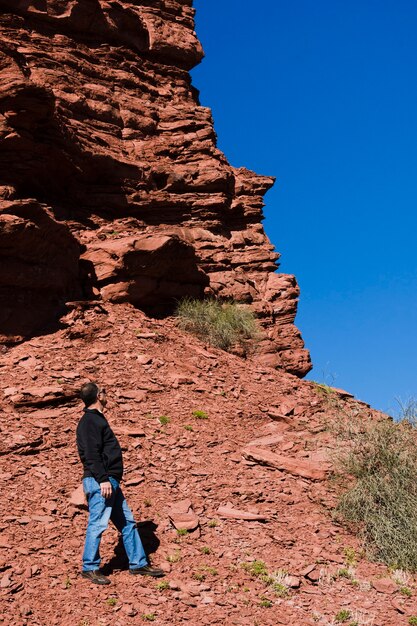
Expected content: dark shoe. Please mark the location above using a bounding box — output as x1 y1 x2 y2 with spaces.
81 570 111 585
129 565 165 578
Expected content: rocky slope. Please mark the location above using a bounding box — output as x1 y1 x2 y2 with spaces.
0 0 309 375
0 301 416 626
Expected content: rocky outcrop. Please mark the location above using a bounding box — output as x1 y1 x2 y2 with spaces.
0 0 311 375
0 302 400 625
0 199 80 341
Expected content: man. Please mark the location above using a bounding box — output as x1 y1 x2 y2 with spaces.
76 382 164 585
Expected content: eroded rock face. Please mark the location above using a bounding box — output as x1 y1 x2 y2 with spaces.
0 0 311 375
0 200 80 340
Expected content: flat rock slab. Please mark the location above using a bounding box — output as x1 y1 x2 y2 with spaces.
116 427 145 437
245 433 284 447
242 447 330 480
168 499 199 531
69 484 87 509
372 578 397 594
217 504 267 521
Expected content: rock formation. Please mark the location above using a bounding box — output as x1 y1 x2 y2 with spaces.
0 301 405 626
0 0 311 376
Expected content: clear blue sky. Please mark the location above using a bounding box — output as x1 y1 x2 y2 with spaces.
192 0 417 415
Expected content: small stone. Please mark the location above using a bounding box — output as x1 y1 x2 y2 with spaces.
372 578 397 594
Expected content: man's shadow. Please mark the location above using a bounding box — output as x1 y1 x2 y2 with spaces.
102 521 161 574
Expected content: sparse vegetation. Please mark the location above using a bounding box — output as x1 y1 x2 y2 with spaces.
259 597 272 608
242 561 290 597
208 519 218 528
166 549 181 563
200 566 218 576
392 568 412 587
335 609 351 623
242 560 269 577
409 618 417 626
334 402 417 571
156 580 170 591
313 382 335 396
336 568 351 579
106 598 117 606
200 546 211 555
343 546 358 566
143 499 152 507
158 415 170 426
183 424 194 432
142 614 156 622
176 297 259 352
400 586 413 597
176 528 189 537
192 410 208 420
192 572 206 582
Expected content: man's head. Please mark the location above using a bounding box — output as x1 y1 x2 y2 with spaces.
80 382 107 408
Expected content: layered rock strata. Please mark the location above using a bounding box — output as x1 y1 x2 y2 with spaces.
0 0 311 375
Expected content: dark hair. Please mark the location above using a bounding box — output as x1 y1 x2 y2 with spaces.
80 382 99 407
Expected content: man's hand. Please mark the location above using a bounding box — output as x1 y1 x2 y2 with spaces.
100 481 112 499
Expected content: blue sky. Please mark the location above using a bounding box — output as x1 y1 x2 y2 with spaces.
191 0 417 414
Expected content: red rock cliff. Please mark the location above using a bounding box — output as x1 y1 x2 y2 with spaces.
0 0 311 376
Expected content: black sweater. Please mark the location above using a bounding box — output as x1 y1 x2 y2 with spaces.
76 408 123 483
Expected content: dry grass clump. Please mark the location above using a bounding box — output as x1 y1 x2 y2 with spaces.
176 298 258 352
334 403 417 571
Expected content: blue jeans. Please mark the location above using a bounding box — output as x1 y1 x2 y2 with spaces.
82 476 148 572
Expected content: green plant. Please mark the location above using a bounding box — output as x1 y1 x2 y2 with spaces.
64 575 72 589
208 519 218 528
192 410 208 420
409 618 417 626
192 572 206 582
176 298 259 352
156 580 170 591
166 549 181 563
142 614 156 622
335 609 351 623
400 586 413 597
270 570 290 597
200 546 211 555
106 598 117 606
242 560 269 577
158 415 170 426
200 566 218 576
313 382 335 396
176 528 188 537
272 583 289 597
336 568 351 579
184 424 194 432
343 547 357 566
259 597 272 608
334 408 417 571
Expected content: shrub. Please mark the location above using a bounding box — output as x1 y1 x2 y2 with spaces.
176 298 259 352
156 580 170 591
334 407 417 571
192 410 208 420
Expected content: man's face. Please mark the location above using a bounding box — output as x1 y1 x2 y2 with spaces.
99 388 107 407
